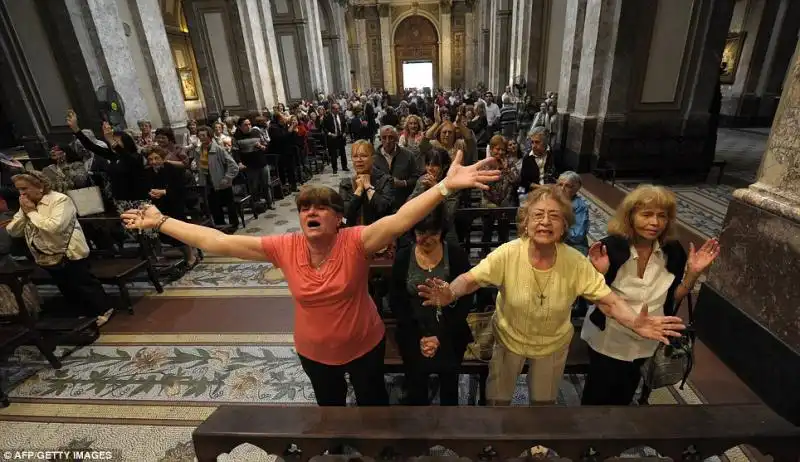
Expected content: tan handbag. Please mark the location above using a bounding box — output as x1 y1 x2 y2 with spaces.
463 308 495 361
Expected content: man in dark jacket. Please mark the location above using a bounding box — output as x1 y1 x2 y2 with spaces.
372 125 421 212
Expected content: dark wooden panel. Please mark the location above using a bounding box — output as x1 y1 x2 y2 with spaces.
192 404 800 462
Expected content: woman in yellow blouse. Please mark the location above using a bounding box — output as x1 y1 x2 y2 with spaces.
418 185 686 405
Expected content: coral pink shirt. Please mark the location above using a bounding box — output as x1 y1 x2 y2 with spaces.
261 226 385 365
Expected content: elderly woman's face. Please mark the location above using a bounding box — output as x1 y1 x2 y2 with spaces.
531 134 547 155
557 178 580 199
14 179 44 203
147 152 165 169
50 147 66 164
508 141 519 154
407 118 419 132
439 126 455 146
154 134 169 147
299 205 341 240
633 207 668 241
526 197 565 246
351 146 373 175
140 122 152 135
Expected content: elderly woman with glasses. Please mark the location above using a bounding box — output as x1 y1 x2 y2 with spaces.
418 185 685 405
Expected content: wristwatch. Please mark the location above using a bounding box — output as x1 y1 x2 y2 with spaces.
436 180 451 197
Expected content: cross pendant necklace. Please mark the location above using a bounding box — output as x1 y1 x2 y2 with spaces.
531 271 552 306
537 293 547 304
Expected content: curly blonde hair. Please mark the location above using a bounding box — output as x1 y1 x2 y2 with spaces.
403 114 423 133
517 185 574 240
608 184 678 244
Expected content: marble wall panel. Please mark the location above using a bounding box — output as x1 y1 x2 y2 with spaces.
706 198 800 350
204 11 240 107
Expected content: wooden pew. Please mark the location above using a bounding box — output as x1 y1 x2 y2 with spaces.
192 404 800 462
383 319 589 406
17 216 164 313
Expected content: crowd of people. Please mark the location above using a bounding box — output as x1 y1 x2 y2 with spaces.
0 83 721 408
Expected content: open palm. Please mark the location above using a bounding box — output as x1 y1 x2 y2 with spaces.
687 238 720 274
632 304 686 344
443 150 501 191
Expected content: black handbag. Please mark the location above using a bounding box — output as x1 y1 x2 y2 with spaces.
640 292 696 390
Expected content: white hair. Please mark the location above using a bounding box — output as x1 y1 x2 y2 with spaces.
380 125 398 137
558 171 582 187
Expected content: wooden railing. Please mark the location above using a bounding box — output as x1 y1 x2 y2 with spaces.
192 405 800 462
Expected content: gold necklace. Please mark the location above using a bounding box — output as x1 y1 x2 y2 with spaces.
530 246 557 305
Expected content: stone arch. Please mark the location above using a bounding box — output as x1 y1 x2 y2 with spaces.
392 15 440 95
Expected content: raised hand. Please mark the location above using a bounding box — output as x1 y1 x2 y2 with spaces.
632 304 686 345
66 110 79 132
687 238 720 275
443 150 501 191
588 241 610 274
121 204 163 231
417 278 455 307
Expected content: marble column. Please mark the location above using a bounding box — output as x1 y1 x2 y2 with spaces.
508 0 545 94
378 4 394 92
720 0 782 124
695 39 800 427
755 0 800 121
556 0 587 114
464 1 476 90
487 0 500 92
254 0 287 106
68 0 148 129
354 9 370 93
333 3 352 92
440 3 452 89
298 0 328 94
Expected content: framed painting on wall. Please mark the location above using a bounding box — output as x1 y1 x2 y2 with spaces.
178 67 199 101
720 32 746 84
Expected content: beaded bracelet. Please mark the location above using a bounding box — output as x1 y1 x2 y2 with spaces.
154 215 169 233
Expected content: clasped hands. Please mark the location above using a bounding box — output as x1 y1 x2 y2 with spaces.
148 189 166 199
353 174 372 194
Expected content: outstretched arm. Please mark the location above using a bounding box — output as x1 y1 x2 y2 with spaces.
121 206 269 262
360 151 500 255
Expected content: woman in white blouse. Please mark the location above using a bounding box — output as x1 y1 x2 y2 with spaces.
580 185 719 405
6 172 110 322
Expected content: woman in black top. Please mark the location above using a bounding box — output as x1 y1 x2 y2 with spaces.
143 147 198 267
338 140 393 226
390 205 473 405
66 110 147 208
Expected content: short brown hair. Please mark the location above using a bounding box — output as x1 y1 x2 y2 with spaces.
295 185 344 214
12 171 52 194
608 184 678 244
489 134 507 150
517 185 574 240
146 146 169 159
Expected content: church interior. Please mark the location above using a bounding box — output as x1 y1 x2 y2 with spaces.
0 0 799 460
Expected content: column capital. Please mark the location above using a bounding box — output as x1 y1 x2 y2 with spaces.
464 0 477 12
440 0 453 14
378 4 390 18
353 6 365 19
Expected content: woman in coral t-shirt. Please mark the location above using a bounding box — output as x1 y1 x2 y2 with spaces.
121 151 499 406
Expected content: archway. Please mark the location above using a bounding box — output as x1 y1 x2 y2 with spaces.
393 15 439 96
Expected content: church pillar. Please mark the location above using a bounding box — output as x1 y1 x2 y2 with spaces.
297 0 328 94
695 39 800 427
440 2 453 90
128 0 187 132
332 3 351 92
720 0 783 126
508 0 545 94
378 4 394 92
464 1 475 90
488 0 512 94
253 0 287 106
754 0 800 122
557 0 587 114
65 0 150 128
354 7 370 93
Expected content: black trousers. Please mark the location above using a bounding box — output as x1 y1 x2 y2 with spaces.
298 337 389 406
581 347 647 405
44 258 108 317
278 149 297 190
329 137 347 172
207 186 238 228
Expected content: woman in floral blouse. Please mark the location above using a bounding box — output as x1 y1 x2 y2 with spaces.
42 144 89 193
481 135 519 244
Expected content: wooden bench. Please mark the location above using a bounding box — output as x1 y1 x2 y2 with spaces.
383 320 589 406
16 216 164 313
192 404 800 462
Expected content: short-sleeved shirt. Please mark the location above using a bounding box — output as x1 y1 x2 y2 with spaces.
261 226 385 365
469 239 611 357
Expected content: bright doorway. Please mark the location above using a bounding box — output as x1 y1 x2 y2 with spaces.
402 61 433 91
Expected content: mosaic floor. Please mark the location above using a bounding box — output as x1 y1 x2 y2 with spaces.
0 128 767 461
